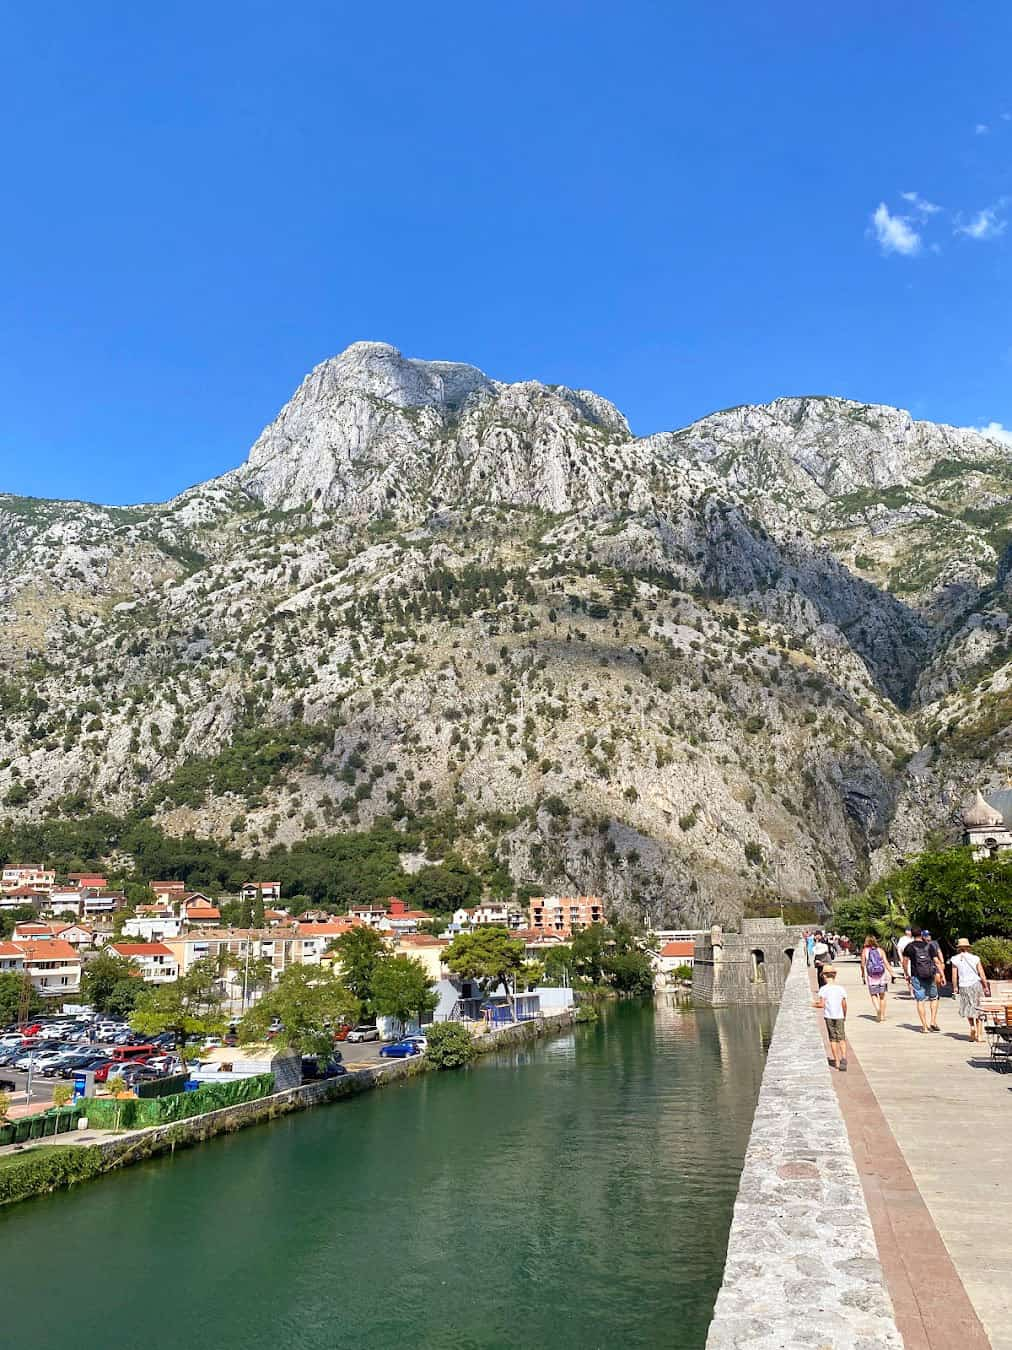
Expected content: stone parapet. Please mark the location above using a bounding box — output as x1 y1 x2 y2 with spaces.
706 948 902 1350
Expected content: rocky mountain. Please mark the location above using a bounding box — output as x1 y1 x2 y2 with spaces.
2 341 1011 926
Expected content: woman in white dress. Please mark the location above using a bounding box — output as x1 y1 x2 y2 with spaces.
950 938 991 1042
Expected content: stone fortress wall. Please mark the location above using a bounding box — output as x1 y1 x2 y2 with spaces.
693 916 805 1006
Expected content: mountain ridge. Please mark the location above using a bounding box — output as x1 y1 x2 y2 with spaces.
1 342 1011 927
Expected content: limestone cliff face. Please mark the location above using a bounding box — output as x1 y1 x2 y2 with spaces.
1 343 1011 925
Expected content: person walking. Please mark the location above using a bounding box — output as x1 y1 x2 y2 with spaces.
812 931 830 986
902 926 945 1032
860 934 890 1022
813 966 848 1071
950 938 990 1042
895 927 913 991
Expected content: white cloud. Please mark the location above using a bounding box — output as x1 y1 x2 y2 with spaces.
871 202 921 255
900 190 942 216
976 122 990 135
955 205 1007 240
970 422 1012 447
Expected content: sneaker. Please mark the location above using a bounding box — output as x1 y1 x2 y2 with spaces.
929 1025 940 1033
839 1059 847 1072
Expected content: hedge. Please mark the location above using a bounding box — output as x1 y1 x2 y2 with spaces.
136 1072 188 1099
83 1074 276 1130
0 1145 104 1207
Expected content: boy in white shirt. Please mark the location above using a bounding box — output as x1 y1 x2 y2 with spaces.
813 966 848 1072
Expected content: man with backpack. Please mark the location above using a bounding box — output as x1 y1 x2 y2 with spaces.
902 926 945 1033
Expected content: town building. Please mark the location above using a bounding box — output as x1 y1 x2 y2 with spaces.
122 911 185 942
348 903 389 928
13 939 82 996
67 873 108 890
109 942 179 983
181 895 222 926
528 895 605 936
150 880 186 903
451 902 523 930
240 881 282 904
0 942 25 976
1 864 55 895
0 887 48 913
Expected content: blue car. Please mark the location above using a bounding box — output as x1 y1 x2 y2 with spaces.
379 1039 422 1059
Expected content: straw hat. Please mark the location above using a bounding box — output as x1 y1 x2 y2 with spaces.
956 937 972 948
822 966 837 975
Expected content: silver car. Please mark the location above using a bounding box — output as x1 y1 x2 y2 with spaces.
346 1025 380 1042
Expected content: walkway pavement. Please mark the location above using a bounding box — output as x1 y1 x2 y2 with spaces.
831 956 1012 1350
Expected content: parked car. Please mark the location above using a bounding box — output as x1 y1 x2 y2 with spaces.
300 1057 347 1081
379 1039 422 1059
145 1055 182 1075
0 1077 15 1092
346 1025 380 1043
0 1033 25 1048
403 1034 428 1051
59 1055 110 1079
332 1023 353 1042
0 1047 23 1066
13 1050 41 1071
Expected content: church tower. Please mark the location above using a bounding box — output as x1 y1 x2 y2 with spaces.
961 791 1012 860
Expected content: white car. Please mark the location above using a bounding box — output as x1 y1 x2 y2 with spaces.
346 1025 380 1043
404 1034 428 1051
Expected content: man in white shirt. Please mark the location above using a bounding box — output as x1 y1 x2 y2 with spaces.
813 966 848 1071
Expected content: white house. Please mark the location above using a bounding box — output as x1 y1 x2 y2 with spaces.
122 913 185 942
13 939 82 996
109 942 179 983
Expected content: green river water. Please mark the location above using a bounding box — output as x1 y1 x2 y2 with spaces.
0 998 772 1349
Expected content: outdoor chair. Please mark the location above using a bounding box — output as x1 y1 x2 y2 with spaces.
985 1023 1012 1071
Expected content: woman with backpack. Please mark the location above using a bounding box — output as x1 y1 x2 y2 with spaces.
861 935 890 1022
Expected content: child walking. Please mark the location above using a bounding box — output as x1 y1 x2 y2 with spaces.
813 966 848 1071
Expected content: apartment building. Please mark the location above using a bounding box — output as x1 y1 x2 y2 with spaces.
528 895 606 936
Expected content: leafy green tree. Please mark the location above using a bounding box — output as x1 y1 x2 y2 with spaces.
223 954 275 1010
606 949 655 995
835 846 1012 952
51 1083 73 1108
81 950 142 1015
444 926 524 1005
129 957 226 1048
330 927 387 1007
251 891 266 927
238 965 359 1062
370 955 437 1035
0 971 41 1025
425 1021 475 1069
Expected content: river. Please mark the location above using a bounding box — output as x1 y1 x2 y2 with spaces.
0 998 772 1349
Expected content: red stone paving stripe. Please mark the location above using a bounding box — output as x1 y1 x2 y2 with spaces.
811 971 991 1350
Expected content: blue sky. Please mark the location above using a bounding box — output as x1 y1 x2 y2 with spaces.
1 2 1010 504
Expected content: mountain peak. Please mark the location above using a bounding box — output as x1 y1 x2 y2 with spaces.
233 342 630 515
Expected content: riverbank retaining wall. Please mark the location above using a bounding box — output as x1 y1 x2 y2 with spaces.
706 948 902 1350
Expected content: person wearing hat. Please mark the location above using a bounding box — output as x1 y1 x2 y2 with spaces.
812 966 848 1071
950 939 990 1042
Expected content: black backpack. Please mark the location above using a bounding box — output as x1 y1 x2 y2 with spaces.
908 940 937 980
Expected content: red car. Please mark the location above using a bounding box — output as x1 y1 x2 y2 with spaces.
21 1023 42 1037
333 1024 353 1042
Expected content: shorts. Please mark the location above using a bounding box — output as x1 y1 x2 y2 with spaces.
825 1017 846 1043
910 974 939 1002
867 977 888 996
